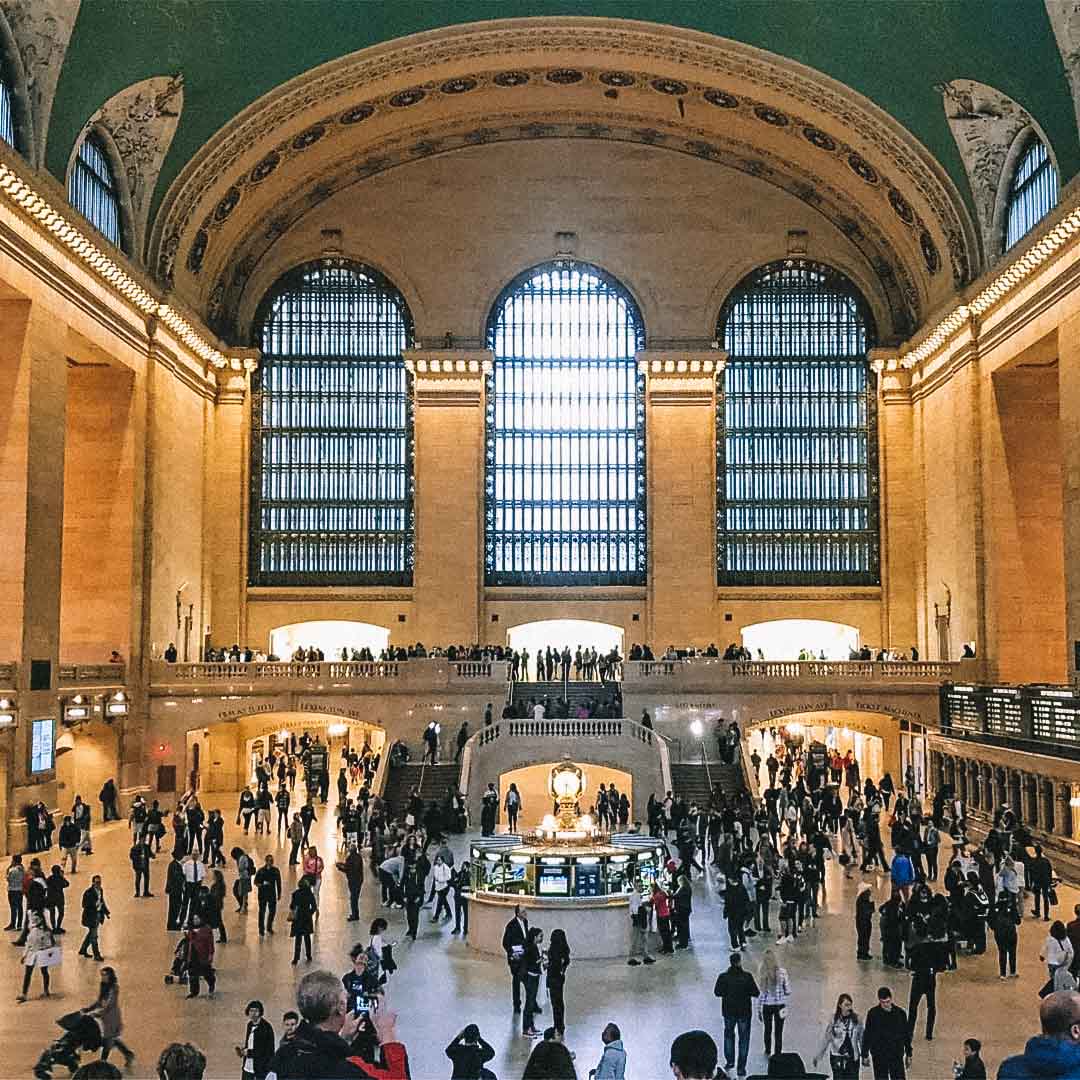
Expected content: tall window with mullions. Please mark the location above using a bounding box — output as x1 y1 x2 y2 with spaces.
485 262 647 586
717 259 880 585
68 133 123 250
1004 136 1058 251
249 259 414 585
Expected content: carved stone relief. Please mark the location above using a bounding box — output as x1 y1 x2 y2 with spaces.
85 75 184 258
1045 1 1080 135
938 79 1035 260
0 0 79 166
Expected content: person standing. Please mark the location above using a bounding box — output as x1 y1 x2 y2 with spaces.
521 926 544 1038
452 860 471 936
99 779 121 822
185 914 217 998
78 874 109 960
232 847 255 914
758 949 791 1057
713 951 760 1078
592 1023 627 1079
237 788 255 835
5 854 24 930
254 854 282 937
431 854 453 923
58 816 80 874
180 851 206 929
455 722 469 765
83 966 135 1068
627 880 654 966
652 880 674 954
994 896 1021 979
862 987 912 1080
502 905 529 1013
275 787 291 840
481 784 499 837
673 873 693 949
165 850 186 931
1029 844 1055 921
287 813 304 867
130 835 153 898
235 1000 275 1080
907 926 948 1042
288 876 317 965
337 843 364 922
855 883 875 960
504 784 523 833
45 864 68 933
546 927 571 1037
812 994 864 1080
445 1024 495 1080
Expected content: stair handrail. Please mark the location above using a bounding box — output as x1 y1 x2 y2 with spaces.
372 739 393 800
700 740 714 792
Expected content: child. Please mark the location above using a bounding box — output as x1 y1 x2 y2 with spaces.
954 1037 986 1079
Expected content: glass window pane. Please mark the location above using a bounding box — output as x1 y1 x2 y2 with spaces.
717 259 879 586
249 259 414 586
485 263 646 586
1005 137 1059 251
68 133 122 248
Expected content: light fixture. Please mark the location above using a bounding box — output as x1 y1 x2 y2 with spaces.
0 697 15 728
690 719 704 738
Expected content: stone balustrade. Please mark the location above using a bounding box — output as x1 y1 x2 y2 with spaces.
57 663 127 686
624 658 963 687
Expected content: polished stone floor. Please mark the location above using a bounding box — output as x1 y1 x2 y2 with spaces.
0 795 1067 1080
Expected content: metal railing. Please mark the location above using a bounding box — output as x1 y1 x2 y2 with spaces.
625 658 960 683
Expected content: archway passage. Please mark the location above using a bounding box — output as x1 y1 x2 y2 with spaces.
498 761 632 833
741 619 860 660
268 620 390 661
506 619 624 662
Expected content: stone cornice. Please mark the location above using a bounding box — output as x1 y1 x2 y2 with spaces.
403 348 493 376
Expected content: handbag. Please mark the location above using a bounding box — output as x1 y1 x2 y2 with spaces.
1050 886 1060 907
30 945 63 968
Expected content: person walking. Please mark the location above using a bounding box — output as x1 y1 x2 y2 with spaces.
288 875 317 965
232 847 255 914
337 843 365 922
546 927 571 1037
521 926 544 1038
130 835 154 898
78 874 109 960
45 864 68 933
431 854 453 923
812 994 864 1080
592 1023 627 1079
17 910 55 1002
673 873 693 949
58 817 80 875
862 986 912 1080
1029 845 1056 921
275 787 291 840
302 846 324 913
504 784 523 833
713 951 760 1078
185 914 217 998
207 868 229 944
907 924 949 1042
993 896 1021 979
758 949 791 1057
83 966 135 1068
1041 920 1075 995
452 859 471 937
236 1000 275 1080
180 851 206 929
5 854 24 930
254 854 282 937
165 850 186 931
287 813 304 867
855 883 875 960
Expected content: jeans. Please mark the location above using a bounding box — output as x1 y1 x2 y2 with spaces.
548 979 565 1034
630 923 652 959
830 1055 861 1079
723 1015 751 1074
454 894 469 934
7 890 22 929
348 884 361 920
49 901 64 932
80 923 102 959
291 932 312 963
755 896 771 931
762 1004 785 1054
509 963 524 1010
870 1053 906 1080
134 867 150 896
907 973 936 1038
188 959 216 996
998 941 1017 976
258 896 276 934
433 887 452 921
522 972 540 1032
1033 886 1053 918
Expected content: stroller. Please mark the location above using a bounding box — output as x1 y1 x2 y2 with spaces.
34 1011 102 1079
164 935 190 985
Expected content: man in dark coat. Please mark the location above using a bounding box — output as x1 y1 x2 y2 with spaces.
237 1000 275 1080
501 905 529 1013
713 952 760 1076
337 845 365 922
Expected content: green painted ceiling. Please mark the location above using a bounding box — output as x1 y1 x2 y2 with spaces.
49 0 1080 226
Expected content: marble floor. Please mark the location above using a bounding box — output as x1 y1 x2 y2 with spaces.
0 796 1068 1080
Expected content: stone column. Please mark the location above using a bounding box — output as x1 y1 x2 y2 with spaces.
1058 310 1080 679
408 351 488 646
0 300 68 850
638 350 721 648
1056 783 1073 839
207 354 258 651
873 352 920 654
1037 780 1052 832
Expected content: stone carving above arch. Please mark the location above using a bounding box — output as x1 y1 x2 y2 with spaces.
149 18 979 334
78 75 184 260
0 0 78 167
1045 1 1080 135
938 79 1046 262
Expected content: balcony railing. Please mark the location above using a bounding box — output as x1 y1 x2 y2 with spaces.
58 664 126 686
624 658 961 685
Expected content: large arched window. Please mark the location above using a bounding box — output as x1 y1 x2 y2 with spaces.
68 132 123 249
249 259 414 585
0 77 14 149
485 262 646 586
1004 136 1058 251
717 259 879 585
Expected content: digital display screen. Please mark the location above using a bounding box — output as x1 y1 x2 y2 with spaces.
539 868 569 896
574 864 601 897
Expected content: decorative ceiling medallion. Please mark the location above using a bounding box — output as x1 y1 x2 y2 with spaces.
754 106 789 127
547 69 584 84
920 231 941 273
600 71 636 87
493 71 529 87
888 187 915 224
186 228 208 273
704 88 739 108
248 151 281 183
388 88 426 107
291 124 327 150
651 78 688 95
212 186 241 223
339 103 376 125
441 77 477 94
847 152 879 184
802 126 836 151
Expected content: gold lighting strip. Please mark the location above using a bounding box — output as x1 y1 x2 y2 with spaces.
900 204 1080 370
0 162 255 373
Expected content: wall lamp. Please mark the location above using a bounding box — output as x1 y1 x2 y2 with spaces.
0 697 17 728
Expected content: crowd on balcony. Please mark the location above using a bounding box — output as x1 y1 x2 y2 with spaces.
509 646 622 683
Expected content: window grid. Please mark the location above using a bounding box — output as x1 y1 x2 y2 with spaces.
485 263 647 586
717 259 880 585
1005 138 1058 251
68 134 121 248
0 79 14 149
249 259 414 586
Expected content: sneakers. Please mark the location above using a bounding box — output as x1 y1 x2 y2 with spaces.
628 958 640 966
643 956 656 965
